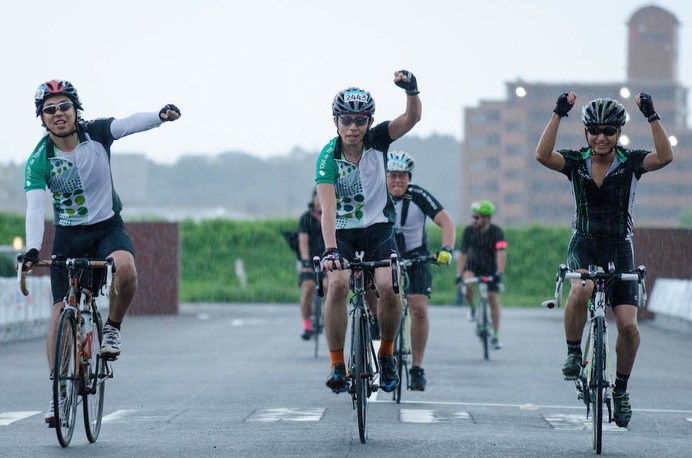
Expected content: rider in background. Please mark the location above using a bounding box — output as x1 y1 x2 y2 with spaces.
456 200 507 350
298 189 326 340
20 79 180 426
535 92 673 427
386 150 455 391
316 70 421 394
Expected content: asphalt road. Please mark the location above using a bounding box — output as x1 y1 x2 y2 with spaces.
1 303 690 457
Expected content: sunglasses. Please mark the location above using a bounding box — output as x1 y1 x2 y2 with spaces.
42 101 74 115
472 215 481 220
339 115 370 127
586 125 619 137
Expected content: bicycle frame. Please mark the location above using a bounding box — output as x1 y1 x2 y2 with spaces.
462 275 496 360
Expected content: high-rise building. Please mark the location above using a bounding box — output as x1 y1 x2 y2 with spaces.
462 5 690 228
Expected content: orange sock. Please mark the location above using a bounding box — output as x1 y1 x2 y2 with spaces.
330 349 345 367
379 339 394 357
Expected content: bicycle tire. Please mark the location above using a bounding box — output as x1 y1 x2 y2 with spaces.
53 309 79 447
394 315 405 403
84 310 106 443
312 294 322 359
354 307 369 444
592 316 605 454
481 300 490 360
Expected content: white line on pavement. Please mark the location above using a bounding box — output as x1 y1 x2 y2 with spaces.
102 410 138 423
0 412 40 426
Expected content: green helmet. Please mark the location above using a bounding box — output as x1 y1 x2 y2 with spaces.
471 200 495 216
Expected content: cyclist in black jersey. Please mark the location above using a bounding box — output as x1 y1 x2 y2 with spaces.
456 200 507 349
316 70 422 394
383 150 455 391
19 79 181 426
298 189 326 340
536 91 673 427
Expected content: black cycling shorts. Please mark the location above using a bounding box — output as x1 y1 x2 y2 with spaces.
50 214 135 303
566 234 638 307
336 223 399 263
402 247 432 297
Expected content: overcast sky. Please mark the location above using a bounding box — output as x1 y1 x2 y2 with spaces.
2 0 691 165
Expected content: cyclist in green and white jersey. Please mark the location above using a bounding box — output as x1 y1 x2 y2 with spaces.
19 79 180 426
316 70 421 394
536 91 673 427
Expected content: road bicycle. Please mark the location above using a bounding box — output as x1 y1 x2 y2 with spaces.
543 262 646 455
314 251 399 444
18 255 116 447
461 275 498 360
393 254 437 403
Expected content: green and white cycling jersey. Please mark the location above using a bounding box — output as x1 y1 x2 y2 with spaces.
315 121 396 230
24 113 164 250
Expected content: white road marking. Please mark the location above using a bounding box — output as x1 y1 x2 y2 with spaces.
247 408 325 422
102 410 138 423
543 413 626 432
0 412 40 426
400 409 471 423
686 418 692 424
230 319 265 326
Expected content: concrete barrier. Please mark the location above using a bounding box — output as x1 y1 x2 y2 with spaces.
647 278 692 333
0 276 52 343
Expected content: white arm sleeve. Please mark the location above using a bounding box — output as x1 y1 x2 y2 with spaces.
25 189 46 252
110 112 164 140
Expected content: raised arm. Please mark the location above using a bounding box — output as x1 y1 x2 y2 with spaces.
636 93 674 172
110 104 181 140
536 92 576 171
388 70 422 141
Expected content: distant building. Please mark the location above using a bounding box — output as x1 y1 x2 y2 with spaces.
462 5 690 227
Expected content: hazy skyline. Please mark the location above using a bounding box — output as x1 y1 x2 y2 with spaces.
2 0 691 165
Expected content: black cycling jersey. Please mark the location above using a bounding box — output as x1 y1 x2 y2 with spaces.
459 224 505 275
298 210 325 259
393 184 444 254
558 147 649 239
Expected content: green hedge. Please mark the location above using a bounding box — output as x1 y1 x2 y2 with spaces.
0 212 573 306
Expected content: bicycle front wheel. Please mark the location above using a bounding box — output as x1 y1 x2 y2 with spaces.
481 300 490 360
312 294 322 359
84 311 106 443
354 308 369 443
53 309 79 447
394 314 405 403
592 316 605 454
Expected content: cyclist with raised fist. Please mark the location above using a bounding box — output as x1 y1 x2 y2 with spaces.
20 79 181 426
536 91 673 427
316 70 421 394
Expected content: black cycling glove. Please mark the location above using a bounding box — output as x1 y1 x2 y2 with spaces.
21 248 39 267
322 247 342 268
553 93 573 117
159 104 181 121
638 93 659 122
395 70 419 96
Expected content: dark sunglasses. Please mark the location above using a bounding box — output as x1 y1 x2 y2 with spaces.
339 115 370 127
42 101 74 115
472 215 481 220
586 125 619 137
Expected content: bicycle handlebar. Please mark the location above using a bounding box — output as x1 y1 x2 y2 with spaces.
542 263 647 309
313 253 400 296
462 274 497 285
399 254 437 269
17 255 116 297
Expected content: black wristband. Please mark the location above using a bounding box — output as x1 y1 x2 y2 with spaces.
647 113 661 123
301 259 312 268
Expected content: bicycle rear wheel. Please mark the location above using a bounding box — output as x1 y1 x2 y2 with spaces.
592 316 605 454
354 307 369 443
53 309 79 447
84 311 106 442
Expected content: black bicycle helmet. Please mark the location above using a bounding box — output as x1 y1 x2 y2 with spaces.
581 98 626 127
332 87 375 116
34 79 83 117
